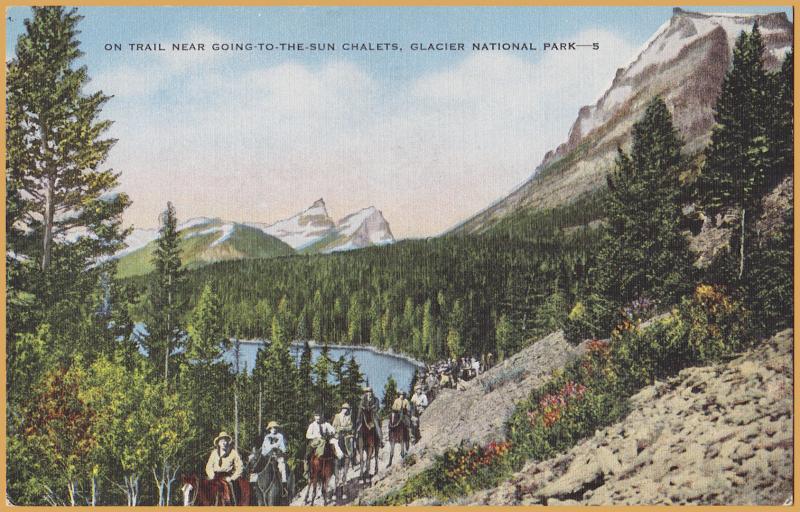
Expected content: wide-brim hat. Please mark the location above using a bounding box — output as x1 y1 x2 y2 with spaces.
214 432 232 446
266 421 280 430
363 386 372 392
341 403 351 409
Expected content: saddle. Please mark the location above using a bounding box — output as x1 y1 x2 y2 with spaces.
358 407 375 431
213 472 239 505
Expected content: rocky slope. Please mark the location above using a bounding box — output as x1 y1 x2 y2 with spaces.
455 329 793 506
453 8 793 235
355 332 580 504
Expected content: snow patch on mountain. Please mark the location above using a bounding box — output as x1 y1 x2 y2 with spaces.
254 198 336 250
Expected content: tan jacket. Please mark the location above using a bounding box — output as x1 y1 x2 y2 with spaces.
333 412 353 433
392 397 410 412
205 447 244 481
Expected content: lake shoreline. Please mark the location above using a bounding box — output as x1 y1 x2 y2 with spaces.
234 338 426 369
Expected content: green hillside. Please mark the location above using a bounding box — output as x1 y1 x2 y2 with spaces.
116 221 294 278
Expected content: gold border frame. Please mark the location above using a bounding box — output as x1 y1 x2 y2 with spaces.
0 2 796 510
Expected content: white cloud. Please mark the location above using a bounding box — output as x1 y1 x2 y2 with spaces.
109 28 639 238
94 24 226 98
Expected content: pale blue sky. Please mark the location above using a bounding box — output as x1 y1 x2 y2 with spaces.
5 6 793 237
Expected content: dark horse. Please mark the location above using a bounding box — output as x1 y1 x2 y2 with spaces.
180 474 250 506
247 451 293 506
387 411 410 467
304 436 336 506
355 406 380 483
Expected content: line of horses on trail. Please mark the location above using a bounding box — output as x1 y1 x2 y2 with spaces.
180 407 413 506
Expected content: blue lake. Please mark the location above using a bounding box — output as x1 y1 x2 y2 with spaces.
226 341 421 402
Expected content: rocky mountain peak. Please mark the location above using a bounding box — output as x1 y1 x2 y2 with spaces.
452 8 792 234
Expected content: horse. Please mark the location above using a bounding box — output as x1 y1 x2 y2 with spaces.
387 411 410 467
334 431 355 501
181 473 251 506
304 436 336 506
247 451 293 506
355 407 380 483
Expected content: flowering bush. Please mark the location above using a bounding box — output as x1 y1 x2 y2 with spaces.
681 284 751 362
442 441 512 482
526 381 587 428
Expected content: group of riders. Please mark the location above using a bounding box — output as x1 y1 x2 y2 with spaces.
202 384 430 504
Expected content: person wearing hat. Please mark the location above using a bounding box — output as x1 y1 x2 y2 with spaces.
260 421 288 487
411 386 428 413
332 403 353 435
304 412 342 478
205 431 244 504
333 403 354 460
358 386 383 447
392 391 412 429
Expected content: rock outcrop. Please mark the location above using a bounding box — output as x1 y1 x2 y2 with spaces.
452 9 792 235
458 329 793 506
356 332 580 504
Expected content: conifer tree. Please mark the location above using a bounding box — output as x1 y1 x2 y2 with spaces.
143 202 185 382
186 283 228 364
256 316 298 432
382 375 398 414
698 24 776 280
341 356 365 411
592 98 693 313
6 7 130 273
312 344 335 418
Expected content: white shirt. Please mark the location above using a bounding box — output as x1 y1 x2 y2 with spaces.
411 392 428 409
261 431 286 456
306 421 335 440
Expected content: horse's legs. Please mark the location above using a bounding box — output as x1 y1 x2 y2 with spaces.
387 440 394 468
304 478 311 504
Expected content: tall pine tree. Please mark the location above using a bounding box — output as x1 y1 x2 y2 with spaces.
6 7 130 273
592 98 693 314
698 24 778 280
143 202 185 383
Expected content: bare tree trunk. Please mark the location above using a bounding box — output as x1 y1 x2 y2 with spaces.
67 481 76 507
258 383 263 437
739 208 746 279
152 468 165 506
91 476 97 506
41 175 55 271
165 274 172 384
234 339 240 451
165 465 178 506
124 474 139 506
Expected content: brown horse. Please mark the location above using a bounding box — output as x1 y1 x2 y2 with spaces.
181 474 251 506
304 437 336 505
387 411 410 467
355 406 380 483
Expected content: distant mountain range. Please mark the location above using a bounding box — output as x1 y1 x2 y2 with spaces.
115 199 395 277
451 8 793 234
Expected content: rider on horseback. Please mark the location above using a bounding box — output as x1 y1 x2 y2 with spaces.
332 403 353 434
304 412 343 478
333 403 354 460
410 386 427 443
260 421 288 495
411 385 428 412
358 386 384 448
391 391 412 429
205 432 244 505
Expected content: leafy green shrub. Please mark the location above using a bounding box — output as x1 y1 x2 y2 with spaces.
563 294 616 345
680 284 752 362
